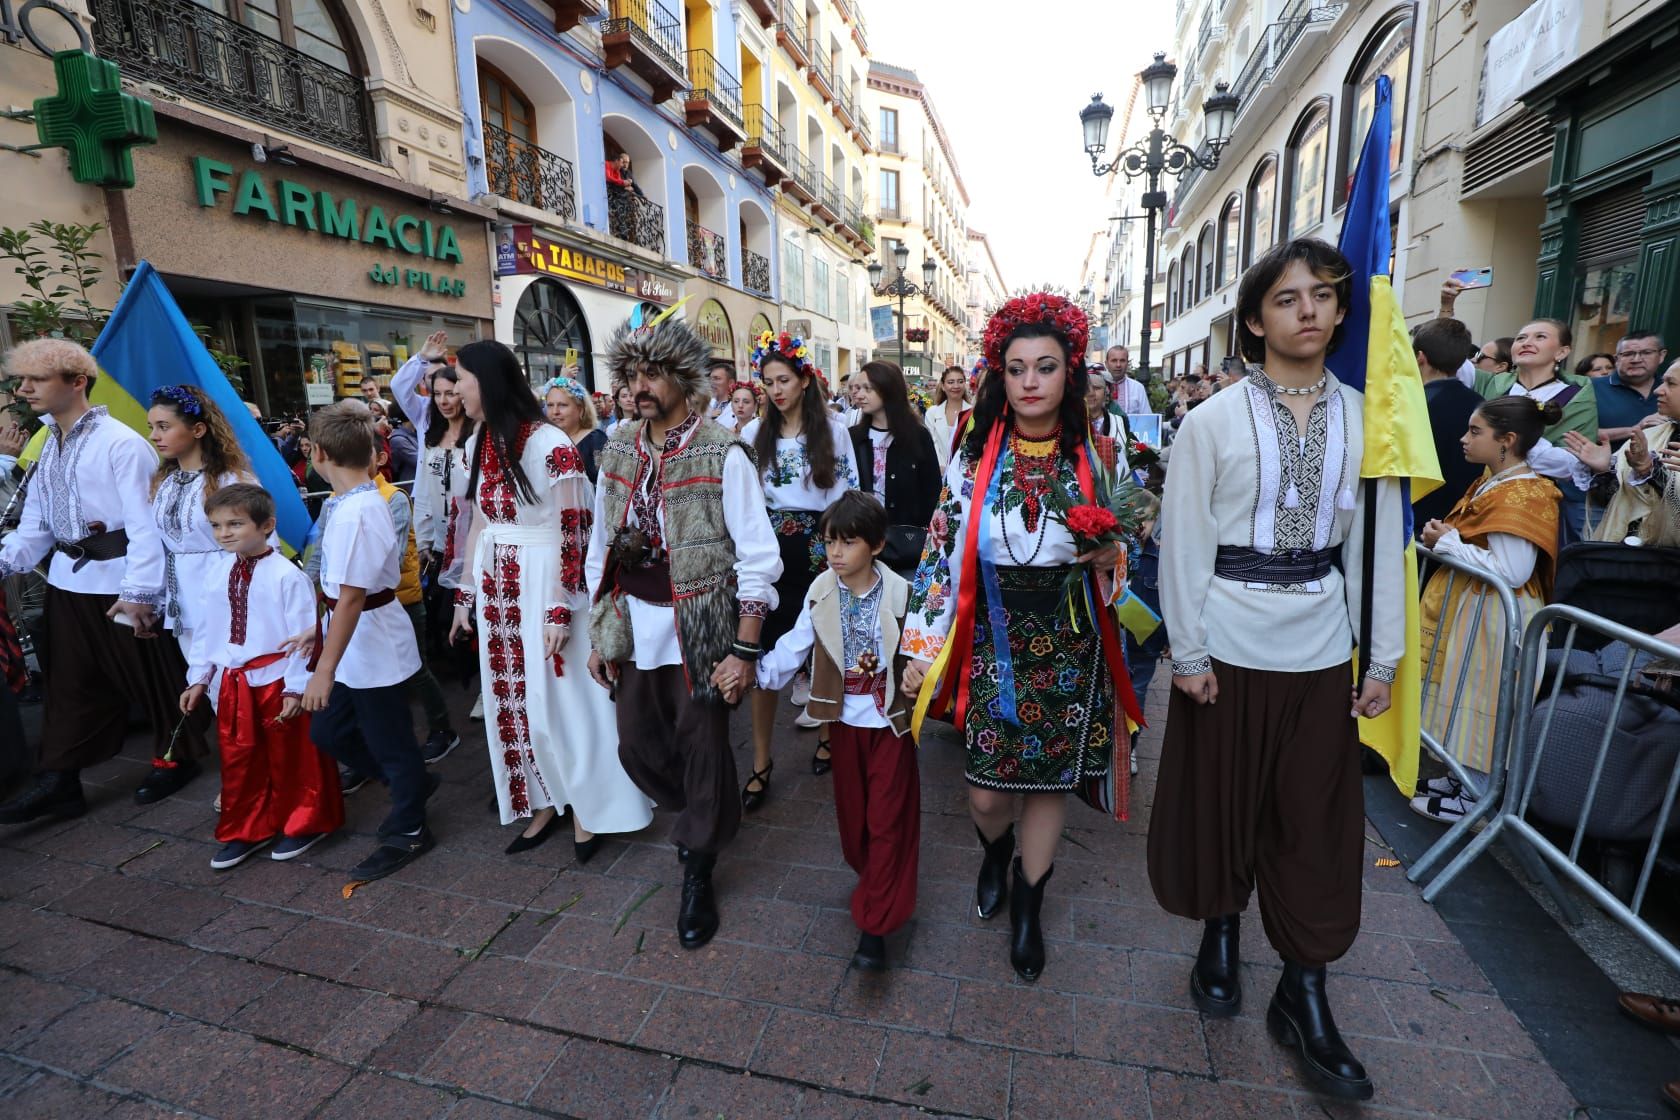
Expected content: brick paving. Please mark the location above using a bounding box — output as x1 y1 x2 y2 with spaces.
0 681 1583 1119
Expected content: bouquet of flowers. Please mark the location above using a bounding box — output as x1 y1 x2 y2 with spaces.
1126 438 1160 471
1046 468 1150 630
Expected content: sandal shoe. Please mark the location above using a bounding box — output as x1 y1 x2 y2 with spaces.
741 761 774 812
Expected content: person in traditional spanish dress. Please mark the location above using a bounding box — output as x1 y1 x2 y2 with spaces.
900 293 1144 983
740 331 859 806
449 341 653 862
1413 396 1563 824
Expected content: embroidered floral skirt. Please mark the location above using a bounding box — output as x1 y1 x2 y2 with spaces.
966 565 1112 793
763 508 827 648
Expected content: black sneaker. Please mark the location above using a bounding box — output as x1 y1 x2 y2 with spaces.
271 833 329 861
349 828 435 882
135 760 200 805
210 837 273 870
422 730 460 765
339 766 370 795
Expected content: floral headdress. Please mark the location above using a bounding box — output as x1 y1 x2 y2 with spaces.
751 330 812 378
150 384 205 417
982 292 1090 371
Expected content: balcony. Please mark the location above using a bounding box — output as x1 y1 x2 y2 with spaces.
684 49 745 148
1230 0 1338 121
743 247 771 296
834 84 858 131
878 134 901 156
742 0 776 28
602 0 687 104
785 150 818 206
777 2 808 66
877 203 903 222
851 5 868 53
687 220 728 279
741 105 790 183
549 0 603 33
843 197 871 249
807 45 835 104
482 122 577 221
813 174 842 224
89 0 376 158
607 189 667 255
854 112 873 153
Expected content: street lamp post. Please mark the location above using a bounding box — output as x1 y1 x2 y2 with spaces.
1079 53 1238 381
868 245 938 375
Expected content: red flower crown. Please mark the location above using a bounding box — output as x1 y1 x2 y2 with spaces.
982 292 1090 371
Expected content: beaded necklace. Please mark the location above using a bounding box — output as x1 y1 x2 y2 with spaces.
1000 424 1060 565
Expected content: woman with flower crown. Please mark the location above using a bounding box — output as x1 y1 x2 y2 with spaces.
899 294 1145 983
740 331 859 809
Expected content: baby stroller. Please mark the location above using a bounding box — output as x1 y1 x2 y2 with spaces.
1549 542 1680 651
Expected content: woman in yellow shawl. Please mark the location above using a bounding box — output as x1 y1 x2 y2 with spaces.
1415 395 1564 823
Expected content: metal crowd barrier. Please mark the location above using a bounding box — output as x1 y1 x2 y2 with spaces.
1420 605 1680 971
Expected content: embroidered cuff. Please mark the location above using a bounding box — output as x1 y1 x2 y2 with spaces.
1171 656 1213 677
453 587 476 608
545 605 572 628
738 599 770 618
120 587 166 608
1365 662 1398 684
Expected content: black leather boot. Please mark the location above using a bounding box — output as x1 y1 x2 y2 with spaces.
1008 858 1052 982
974 824 1014 920
1190 915 1242 1016
1267 961 1374 1101
677 851 719 949
0 770 85 825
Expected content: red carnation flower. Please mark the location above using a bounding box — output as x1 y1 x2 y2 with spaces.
1065 504 1119 539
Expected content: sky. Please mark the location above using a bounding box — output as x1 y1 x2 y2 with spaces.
864 0 1177 293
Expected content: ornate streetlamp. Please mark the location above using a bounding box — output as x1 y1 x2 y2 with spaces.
868 246 938 374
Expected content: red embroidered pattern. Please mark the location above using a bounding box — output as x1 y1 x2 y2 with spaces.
477 424 535 523
228 554 260 645
482 543 547 815
559 507 591 595
547 443 585 481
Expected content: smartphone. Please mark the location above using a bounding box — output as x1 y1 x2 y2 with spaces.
564 347 578 369
1450 267 1494 290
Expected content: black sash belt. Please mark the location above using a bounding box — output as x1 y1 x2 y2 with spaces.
53 527 129 572
1214 545 1337 584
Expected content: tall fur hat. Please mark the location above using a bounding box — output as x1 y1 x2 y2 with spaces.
604 306 710 397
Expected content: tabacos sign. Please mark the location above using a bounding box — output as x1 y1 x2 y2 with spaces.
190 156 469 298
497 224 673 304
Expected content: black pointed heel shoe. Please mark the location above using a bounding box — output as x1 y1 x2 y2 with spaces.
741 761 774 812
1267 961 1374 1101
573 834 604 866
1190 915 1242 1017
504 811 563 855
811 742 832 776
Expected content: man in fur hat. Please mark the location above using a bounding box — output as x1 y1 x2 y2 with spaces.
586 311 781 949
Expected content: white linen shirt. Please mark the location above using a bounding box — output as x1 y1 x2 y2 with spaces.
317 484 420 689
187 550 316 697
1117 376 1152 415
0 407 164 601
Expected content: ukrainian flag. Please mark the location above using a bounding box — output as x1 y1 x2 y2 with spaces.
19 262 310 552
1326 75 1442 799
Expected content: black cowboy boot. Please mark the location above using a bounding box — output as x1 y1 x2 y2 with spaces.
1008 858 1053 982
1267 961 1374 1101
974 824 1014 920
678 851 720 949
0 770 85 824
1190 915 1242 1016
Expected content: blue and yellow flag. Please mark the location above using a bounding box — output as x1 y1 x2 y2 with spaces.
1326 75 1442 799
23 262 312 552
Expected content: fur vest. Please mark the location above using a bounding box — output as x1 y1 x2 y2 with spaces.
590 417 754 702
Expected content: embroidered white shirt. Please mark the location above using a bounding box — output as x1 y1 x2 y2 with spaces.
187 550 315 697
739 413 860 512
318 485 420 689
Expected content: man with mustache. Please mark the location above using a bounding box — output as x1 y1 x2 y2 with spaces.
586 312 781 949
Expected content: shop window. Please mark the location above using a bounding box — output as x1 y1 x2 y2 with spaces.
1284 103 1330 239
1245 158 1277 268
1338 11 1413 210
513 279 594 389
1217 194 1241 289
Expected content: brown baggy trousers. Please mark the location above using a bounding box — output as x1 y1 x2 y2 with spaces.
1146 659 1365 966
38 586 211 772
614 663 740 856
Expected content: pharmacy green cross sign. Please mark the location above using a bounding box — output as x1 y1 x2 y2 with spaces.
30 50 156 189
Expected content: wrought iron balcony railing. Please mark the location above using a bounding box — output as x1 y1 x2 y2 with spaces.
608 189 667 255
745 105 787 163
777 2 808 65
789 150 818 198
851 5 868 53
1230 0 1327 114
687 220 728 279
819 174 842 218
808 45 835 101
878 134 900 155
855 112 873 151
743 247 771 296
604 0 687 84
482 122 577 221
89 0 375 158
685 48 744 133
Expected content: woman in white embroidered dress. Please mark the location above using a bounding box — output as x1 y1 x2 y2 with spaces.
449 341 653 860
147 386 257 655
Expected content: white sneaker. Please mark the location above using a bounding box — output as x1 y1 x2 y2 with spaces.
790 671 812 707
1415 774 1459 798
470 695 484 721
1409 785 1475 825
794 708 822 729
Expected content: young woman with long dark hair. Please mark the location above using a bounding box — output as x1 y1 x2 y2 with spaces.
900 295 1144 983
925 364 971 470
849 361 940 577
448 340 652 859
740 332 859 807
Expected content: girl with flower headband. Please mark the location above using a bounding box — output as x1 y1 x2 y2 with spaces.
1415 394 1563 826
147 385 258 653
740 330 860 809
728 380 762 428
543 372 607 483
899 292 1144 984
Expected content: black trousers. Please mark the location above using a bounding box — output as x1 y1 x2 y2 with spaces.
309 681 428 839
38 586 210 772
614 664 739 855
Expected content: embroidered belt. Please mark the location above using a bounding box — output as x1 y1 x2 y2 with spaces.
843 667 888 713
321 588 397 611
54 527 128 572
1214 545 1337 584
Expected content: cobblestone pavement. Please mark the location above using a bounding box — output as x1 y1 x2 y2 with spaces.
0 681 1582 1119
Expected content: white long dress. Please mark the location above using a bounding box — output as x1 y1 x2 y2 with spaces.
462 423 654 833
